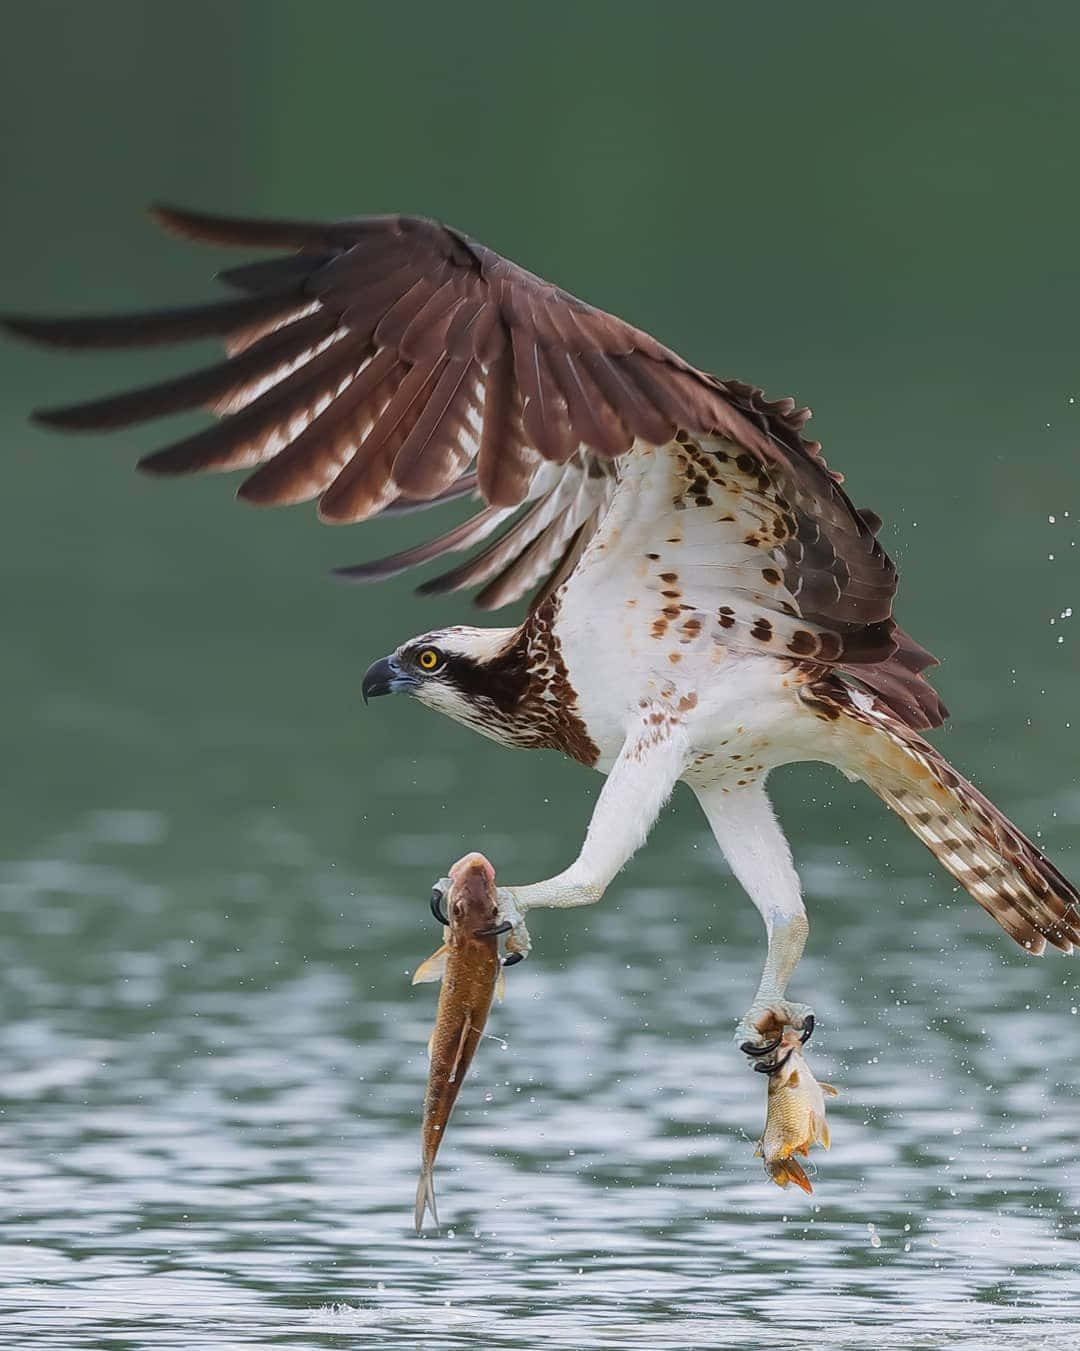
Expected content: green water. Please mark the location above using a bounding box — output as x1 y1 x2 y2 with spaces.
3 4 1080 1346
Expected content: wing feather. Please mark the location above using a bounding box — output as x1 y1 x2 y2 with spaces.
237 347 401 506
34 311 341 430
139 333 371 475
318 357 446 522
392 356 476 497
474 506 577 610
5 206 929 676
476 353 535 507
8 287 305 351
333 503 510 582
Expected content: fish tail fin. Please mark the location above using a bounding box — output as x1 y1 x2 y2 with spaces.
767 1157 814 1194
414 1165 439 1234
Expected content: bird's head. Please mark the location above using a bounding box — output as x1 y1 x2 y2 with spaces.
361 625 526 741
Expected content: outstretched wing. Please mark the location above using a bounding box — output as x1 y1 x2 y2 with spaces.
6 206 725 508
3 205 941 723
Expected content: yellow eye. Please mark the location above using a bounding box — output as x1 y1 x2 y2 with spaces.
417 648 441 671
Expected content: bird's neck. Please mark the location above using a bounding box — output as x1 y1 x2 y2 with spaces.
496 600 599 765
431 602 598 765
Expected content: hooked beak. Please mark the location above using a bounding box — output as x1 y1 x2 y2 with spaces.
361 654 413 704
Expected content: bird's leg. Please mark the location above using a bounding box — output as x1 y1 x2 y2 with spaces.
489 715 690 958
692 780 814 1066
738 914 812 1055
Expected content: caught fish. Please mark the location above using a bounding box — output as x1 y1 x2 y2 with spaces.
411 851 517 1233
756 1030 838 1194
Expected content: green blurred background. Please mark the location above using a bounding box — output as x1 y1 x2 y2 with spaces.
2 2 1079 1017
3 1 1078 878
2 4 1080 1344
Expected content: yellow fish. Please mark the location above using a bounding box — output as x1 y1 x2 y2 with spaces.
756 1030 838 1194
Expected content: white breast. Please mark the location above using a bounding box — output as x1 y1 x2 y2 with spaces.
552 440 819 777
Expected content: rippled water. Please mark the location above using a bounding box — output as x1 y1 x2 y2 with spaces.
4 382 1080 1346
4 752 1080 1348
6 6 1080 1337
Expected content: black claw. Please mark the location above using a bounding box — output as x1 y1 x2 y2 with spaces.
799 1015 815 1045
753 1046 796 1077
430 887 448 926
502 951 525 968
475 919 512 938
740 1036 782 1058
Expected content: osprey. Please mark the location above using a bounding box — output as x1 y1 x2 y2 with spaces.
8 205 1079 1063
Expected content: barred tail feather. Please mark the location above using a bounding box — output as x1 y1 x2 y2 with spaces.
807 683 1080 954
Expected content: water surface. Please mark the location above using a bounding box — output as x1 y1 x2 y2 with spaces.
4 4 1080 1345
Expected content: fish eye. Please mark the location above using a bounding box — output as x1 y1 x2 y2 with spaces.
416 647 442 672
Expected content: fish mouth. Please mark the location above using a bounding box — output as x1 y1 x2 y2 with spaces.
449 853 496 890
361 654 414 702
446 852 499 929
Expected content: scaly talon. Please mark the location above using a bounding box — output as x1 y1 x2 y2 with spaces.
430 880 450 927
753 1046 796 1076
740 1037 782 1059
475 919 513 939
495 885 531 962
736 1000 816 1065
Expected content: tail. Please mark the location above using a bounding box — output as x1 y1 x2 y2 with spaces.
414 1165 439 1235
806 681 1080 954
764 1156 814 1194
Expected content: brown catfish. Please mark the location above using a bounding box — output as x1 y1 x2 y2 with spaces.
411 851 512 1233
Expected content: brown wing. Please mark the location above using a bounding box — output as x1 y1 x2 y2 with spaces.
3 204 942 723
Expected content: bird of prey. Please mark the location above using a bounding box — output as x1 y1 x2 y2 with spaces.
8 205 1079 1063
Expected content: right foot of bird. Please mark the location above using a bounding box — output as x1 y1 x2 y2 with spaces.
736 1000 815 1071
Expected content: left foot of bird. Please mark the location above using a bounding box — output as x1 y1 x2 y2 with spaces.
736 1000 815 1069
430 879 451 926
429 878 531 963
